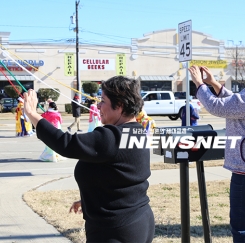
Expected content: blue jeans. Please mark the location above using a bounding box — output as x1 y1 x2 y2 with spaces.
230 173 245 242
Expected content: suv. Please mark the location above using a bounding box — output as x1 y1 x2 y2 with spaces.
0 98 18 112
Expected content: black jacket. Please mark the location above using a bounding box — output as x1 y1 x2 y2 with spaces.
71 98 81 117
36 119 151 228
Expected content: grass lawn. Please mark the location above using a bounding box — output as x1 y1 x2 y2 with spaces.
23 160 232 243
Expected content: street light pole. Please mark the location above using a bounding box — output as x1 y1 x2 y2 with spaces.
75 0 80 97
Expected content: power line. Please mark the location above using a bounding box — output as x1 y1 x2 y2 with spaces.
0 24 67 29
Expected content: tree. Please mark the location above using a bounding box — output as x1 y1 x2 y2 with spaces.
37 88 60 103
4 85 22 99
82 82 99 96
4 85 22 107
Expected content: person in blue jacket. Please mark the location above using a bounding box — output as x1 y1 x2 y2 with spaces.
180 98 199 126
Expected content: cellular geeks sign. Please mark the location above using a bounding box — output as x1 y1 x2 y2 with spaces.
80 58 115 71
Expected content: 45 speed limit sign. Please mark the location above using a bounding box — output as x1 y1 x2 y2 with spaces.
178 20 192 62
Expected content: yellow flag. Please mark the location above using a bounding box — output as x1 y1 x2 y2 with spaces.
64 53 74 76
116 54 126 75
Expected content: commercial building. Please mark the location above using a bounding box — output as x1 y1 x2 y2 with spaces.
0 30 244 111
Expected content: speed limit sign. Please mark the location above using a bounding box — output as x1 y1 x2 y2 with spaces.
178 20 192 62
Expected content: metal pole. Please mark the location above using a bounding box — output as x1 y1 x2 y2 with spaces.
180 162 190 243
235 45 238 84
76 0 80 97
186 62 190 126
196 161 212 243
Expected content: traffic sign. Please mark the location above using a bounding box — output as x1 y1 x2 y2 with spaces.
178 20 192 62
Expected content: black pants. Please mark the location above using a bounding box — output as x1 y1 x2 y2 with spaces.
230 173 245 242
85 207 155 243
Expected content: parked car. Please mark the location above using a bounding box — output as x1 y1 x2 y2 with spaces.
0 98 18 112
141 91 201 120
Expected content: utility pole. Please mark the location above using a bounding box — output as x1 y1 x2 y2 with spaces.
75 0 80 97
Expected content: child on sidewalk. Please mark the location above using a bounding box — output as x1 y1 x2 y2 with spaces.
39 102 66 162
88 99 101 132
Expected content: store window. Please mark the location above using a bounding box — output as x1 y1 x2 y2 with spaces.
189 81 196 97
189 80 218 97
190 81 219 97
0 81 33 97
140 81 172 91
231 81 245 93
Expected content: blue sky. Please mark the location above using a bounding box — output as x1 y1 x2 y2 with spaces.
1 0 245 47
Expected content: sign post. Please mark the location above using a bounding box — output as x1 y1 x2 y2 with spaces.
178 19 192 126
178 20 212 243
178 20 192 243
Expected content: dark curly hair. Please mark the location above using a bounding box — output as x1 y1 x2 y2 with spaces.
49 102 58 110
101 76 143 116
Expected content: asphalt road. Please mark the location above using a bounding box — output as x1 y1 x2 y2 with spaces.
0 112 226 131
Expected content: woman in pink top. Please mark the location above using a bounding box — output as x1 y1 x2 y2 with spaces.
88 99 101 132
41 102 62 128
40 102 66 162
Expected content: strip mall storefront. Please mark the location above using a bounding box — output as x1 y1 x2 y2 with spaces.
0 30 243 110
0 58 43 96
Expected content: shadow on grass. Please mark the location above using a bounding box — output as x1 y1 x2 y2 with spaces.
154 223 232 238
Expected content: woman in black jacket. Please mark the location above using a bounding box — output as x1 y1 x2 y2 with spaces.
23 76 155 243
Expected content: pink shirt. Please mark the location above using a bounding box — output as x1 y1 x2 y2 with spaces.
89 104 101 122
41 109 62 128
